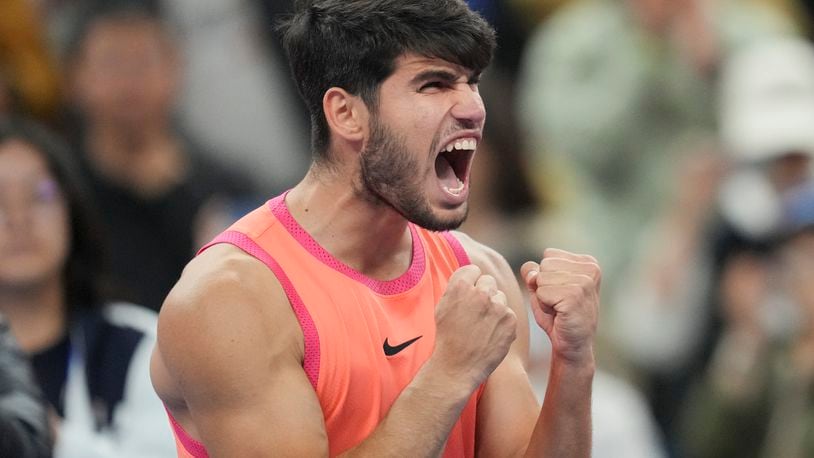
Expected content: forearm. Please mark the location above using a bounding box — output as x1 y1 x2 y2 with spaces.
525 357 594 458
340 358 475 458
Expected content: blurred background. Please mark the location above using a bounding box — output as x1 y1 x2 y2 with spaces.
3 0 814 456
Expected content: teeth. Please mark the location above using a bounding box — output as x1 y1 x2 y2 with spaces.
440 138 478 154
443 177 466 196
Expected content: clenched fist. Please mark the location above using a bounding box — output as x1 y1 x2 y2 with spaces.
521 248 600 366
433 265 518 390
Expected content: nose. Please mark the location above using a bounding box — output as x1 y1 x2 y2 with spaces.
451 84 486 128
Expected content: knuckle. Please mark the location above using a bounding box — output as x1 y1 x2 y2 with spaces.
477 274 496 290
499 302 516 321
475 288 491 304
506 308 517 326
587 262 601 279
578 273 594 289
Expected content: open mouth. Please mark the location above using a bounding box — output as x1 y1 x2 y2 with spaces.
434 137 477 197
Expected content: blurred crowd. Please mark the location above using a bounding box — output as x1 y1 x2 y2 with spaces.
2 0 814 456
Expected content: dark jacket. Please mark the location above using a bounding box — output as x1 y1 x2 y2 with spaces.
0 315 52 457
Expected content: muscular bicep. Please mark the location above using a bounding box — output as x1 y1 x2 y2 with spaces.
452 232 540 457
186 351 327 457
155 246 328 457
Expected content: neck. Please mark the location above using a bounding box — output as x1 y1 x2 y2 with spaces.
0 278 67 353
285 164 414 281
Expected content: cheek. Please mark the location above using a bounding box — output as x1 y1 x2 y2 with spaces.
38 207 71 266
409 103 440 130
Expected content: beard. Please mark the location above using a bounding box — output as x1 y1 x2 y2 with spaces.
358 115 467 232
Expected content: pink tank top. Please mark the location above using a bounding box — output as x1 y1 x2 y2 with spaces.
167 193 481 457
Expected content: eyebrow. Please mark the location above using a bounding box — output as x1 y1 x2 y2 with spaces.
410 69 480 86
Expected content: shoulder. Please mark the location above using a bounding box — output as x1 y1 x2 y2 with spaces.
158 242 296 340
447 231 515 283
156 243 302 383
448 231 530 351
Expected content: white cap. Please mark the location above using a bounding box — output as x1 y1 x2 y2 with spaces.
720 37 814 162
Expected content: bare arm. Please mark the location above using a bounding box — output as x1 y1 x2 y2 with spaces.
153 244 520 457
153 245 329 457
455 233 598 457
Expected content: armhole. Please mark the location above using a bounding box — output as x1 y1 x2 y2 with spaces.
441 231 471 267
166 407 210 458
202 231 321 389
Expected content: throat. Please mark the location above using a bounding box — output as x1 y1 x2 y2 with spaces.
283 186 414 281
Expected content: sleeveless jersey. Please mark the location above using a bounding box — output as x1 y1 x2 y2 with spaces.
167 193 481 457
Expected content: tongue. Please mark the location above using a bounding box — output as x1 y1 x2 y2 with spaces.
435 154 459 189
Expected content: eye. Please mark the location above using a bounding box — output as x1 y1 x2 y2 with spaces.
419 81 446 92
33 179 61 205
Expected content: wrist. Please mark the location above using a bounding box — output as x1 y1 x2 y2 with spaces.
550 347 596 381
420 355 482 398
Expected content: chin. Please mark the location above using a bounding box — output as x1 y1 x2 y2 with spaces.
409 206 468 232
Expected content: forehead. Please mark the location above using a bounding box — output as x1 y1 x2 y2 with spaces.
387 53 473 81
0 140 51 184
82 18 168 54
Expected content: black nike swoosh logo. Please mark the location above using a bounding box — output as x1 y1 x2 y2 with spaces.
383 336 422 356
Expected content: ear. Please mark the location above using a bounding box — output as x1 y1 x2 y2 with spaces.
323 87 368 145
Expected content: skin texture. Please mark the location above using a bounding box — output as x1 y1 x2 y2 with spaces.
152 53 599 457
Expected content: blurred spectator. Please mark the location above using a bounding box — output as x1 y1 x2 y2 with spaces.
0 313 52 458
34 0 304 191
680 180 814 458
0 0 62 122
65 3 258 311
164 0 310 192
517 0 797 303
609 146 727 455
611 35 814 455
0 118 174 457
